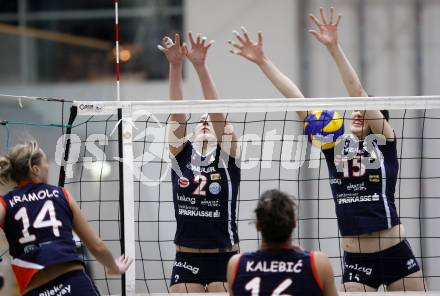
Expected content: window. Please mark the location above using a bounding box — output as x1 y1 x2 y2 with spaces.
0 0 183 83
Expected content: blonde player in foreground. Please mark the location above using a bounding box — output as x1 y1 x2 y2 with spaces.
227 189 337 296
0 142 132 295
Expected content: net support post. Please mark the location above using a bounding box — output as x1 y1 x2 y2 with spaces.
118 106 136 295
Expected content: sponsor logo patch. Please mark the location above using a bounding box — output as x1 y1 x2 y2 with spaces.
369 175 380 182
330 178 341 185
346 182 367 191
177 194 196 205
201 199 220 207
406 259 417 270
178 177 190 188
174 261 200 274
337 193 380 204
210 173 221 181
209 182 221 195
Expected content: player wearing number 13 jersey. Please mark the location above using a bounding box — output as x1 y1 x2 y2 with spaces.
0 142 132 295
228 190 338 296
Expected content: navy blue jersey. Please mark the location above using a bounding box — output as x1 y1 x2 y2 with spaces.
322 135 400 236
232 248 323 296
171 141 240 248
0 182 82 293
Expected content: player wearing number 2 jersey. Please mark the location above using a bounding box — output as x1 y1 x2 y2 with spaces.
0 142 132 295
159 32 240 293
227 190 337 296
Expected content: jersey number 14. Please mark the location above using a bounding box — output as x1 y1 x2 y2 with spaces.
245 277 293 296
14 200 63 244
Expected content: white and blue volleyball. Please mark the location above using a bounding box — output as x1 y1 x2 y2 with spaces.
304 110 344 150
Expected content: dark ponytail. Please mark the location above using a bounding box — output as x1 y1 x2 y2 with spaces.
255 189 296 244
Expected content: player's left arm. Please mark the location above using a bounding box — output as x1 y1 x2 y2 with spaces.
0 198 5 229
226 254 241 296
64 189 133 274
313 251 338 296
186 32 240 158
310 6 394 140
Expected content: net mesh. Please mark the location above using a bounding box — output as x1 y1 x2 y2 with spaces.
61 113 124 294
2 97 440 295
64 98 440 294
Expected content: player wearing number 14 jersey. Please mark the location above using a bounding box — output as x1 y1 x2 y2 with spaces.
0 142 132 295
227 190 338 296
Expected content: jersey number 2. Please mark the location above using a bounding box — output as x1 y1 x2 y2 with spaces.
245 277 293 296
14 200 63 244
192 175 207 196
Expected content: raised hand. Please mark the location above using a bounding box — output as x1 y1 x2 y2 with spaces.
309 6 342 48
108 255 133 275
228 27 265 65
186 32 214 67
157 33 187 65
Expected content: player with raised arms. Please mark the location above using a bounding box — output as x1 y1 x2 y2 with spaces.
159 32 240 293
228 6 424 292
227 189 338 296
0 142 132 296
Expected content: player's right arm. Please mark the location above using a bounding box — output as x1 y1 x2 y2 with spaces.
228 28 307 120
68 192 132 275
226 254 241 296
309 6 394 140
158 33 188 156
313 251 338 296
309 7 363 98
0 198 5 229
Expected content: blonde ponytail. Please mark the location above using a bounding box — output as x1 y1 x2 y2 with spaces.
0 141 44 186
0 156 13 186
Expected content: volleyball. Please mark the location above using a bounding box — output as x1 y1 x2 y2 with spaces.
304 110 344 150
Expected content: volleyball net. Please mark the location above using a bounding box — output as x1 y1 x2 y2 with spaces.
1 96 440 295
53 96 440 295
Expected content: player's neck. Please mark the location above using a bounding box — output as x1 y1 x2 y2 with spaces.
261 241 298 250
194 140 216 156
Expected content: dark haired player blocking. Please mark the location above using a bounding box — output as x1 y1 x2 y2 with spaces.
228 6 424 292
227 189 338 296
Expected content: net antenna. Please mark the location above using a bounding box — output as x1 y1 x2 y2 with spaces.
114 0 121 102
114 1 136 295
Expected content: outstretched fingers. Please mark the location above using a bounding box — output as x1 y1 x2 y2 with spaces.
188 31 196 46
335 14 342 26
241 26 251 43
174 33 181 46
308 29 320 39
309 14 322 29
227 40 243 50
329 6 335 24
319 6 329 24
257 31 263 46
232 30 246 45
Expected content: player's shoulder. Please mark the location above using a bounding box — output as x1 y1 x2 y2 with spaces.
310 250 331 269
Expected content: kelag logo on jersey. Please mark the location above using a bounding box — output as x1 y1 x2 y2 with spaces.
178 177 190 188
209 182 221 195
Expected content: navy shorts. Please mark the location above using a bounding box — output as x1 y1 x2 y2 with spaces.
170 251 237 287
343 240 421 289
24 270 100 296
